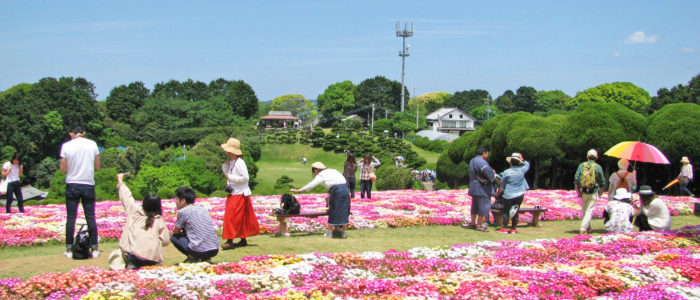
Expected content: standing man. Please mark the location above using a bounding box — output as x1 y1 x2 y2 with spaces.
678 156 694 197
466 145 495 232
60 125 101 258
574 149 605 235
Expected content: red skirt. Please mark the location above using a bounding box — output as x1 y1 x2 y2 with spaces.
222 194 261 239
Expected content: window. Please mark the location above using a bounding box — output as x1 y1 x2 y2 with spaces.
449 114 452 118
459 114 463 118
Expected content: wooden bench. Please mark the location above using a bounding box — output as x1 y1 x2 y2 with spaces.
491 207 548 227
273 211 329 237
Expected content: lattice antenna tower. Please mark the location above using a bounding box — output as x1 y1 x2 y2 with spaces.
396 21 413 112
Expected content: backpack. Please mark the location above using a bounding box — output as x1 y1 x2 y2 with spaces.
274 193 300 215
72 225 91 260
616 171 629 191
580 162 598 188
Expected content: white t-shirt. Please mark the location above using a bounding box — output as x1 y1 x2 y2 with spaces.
299 169 347 192
2 162 21 182
60 137 100 185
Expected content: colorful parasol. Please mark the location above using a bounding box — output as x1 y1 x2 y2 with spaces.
604 141 670 164
662 178 680 190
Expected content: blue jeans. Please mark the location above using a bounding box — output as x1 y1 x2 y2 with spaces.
679 177 693 196
65 184 98 249
5 181 24 213
360 179 372 199
170 234 218 261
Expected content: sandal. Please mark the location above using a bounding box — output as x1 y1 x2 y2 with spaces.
221 242 235 250
474 226 489 232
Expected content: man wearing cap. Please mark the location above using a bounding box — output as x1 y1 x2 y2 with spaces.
678 156 694 197
291 162 350 238
608 158 637 200
220 138 260 250
603 188 637 233
574 149 605 235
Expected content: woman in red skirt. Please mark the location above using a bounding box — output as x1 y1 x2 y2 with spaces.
220 138 260 250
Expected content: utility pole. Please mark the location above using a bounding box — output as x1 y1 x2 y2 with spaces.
485 96 492 120
396 21 413 112
371 103 375 133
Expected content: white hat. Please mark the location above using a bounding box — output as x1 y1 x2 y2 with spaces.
613 188 631 200
220 138 243 155
587 149 598 158
617 159 629 170
311 162 327 169
681 156 690 163
506 153 522 164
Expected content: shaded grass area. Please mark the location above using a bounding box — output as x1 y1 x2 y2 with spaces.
1 215 697 280
409 142 440 170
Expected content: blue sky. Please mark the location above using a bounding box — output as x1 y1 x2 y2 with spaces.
1 1 699 102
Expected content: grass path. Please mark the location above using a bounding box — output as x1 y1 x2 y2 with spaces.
1 215 697 279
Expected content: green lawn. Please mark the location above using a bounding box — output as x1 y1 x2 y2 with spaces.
1 215 697 279
409 142 441 169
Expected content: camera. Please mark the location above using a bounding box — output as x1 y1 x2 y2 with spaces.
224 186 233 194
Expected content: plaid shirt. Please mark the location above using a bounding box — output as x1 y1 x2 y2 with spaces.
359 158 380 180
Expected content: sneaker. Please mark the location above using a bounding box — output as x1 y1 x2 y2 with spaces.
63 251 72 258
497 228 509 234
91 250 100 258
509 229 517 234
324 230 332 237
331 229 347 239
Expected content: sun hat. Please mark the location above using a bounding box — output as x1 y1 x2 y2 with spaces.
220 138 243 155
617 159 629 170
613 188 632 200
311 162 327 169
681 156 690 163
587 149 598 158
506 153 522 164
638 185 655 196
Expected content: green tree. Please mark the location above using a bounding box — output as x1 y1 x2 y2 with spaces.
173 157 221 195
34 157 59 188
131 165 189 199
506 114 564 188
408 92 451 114
649 73 700 112
646 103 700 167
436 151 469 188
495 90 516 113
512 86 538 113
354 76 406 112
269 94 317 124
317 81 356 120
469 105 500 122
221 80 259 119
568 82 651 113
446 89 490 115
536 90 571 112
105 81 149 123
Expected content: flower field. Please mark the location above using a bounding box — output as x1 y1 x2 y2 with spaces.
1 189 696 247
1 226 699 299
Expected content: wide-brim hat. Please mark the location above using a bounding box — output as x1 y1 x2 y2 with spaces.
639 185 655 196
618 158 629 169
681 156 690 163
506 153 522 164
613 188 632 200
311 162 327 169
220 138 243 155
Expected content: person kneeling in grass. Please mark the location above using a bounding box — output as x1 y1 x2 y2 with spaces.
291 162 350 239
170 186 219 263
115 173 170 269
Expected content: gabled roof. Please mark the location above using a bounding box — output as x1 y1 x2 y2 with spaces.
426 107 475 121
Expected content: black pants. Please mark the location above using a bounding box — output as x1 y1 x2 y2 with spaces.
501 195 523 229
346 177 356 198
360 179 372 199
634 214 653 231
125 252 160 269
5 181 24 213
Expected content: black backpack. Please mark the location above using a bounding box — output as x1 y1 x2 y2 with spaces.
72 225 91 260
274 193 301 215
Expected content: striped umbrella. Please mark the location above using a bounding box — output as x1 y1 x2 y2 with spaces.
604 141 670 164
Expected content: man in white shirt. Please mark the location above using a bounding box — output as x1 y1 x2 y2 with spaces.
60 125 101 258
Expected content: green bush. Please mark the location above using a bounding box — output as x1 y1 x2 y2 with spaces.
172 157 221 195
34 157 59 188
48 170 66 199
376 166 414 191
131 165 189 199
94 168 118 200
209 190 229 198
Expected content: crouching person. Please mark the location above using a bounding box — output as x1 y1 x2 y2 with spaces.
114 173 170 269
171 186 219 263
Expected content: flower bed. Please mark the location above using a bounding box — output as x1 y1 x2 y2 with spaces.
1 226 698 299
0 190 696 247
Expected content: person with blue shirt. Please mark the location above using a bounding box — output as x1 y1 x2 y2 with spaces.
496 153 530 234
466 145 495 232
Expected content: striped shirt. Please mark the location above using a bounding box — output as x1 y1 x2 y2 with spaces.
175 205 220 253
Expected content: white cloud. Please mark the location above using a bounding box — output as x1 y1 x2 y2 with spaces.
624 31 659 44
613 51 621 57
681 48 695 53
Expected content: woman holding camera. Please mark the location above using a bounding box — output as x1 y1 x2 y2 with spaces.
220 138 260 250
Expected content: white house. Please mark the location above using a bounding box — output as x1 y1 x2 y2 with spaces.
425 107 476 135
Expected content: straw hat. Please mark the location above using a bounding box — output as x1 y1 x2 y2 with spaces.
617 159 629 170
506 153 522 164
613 188 632 200
681 156 690 163
311 162 327 169
220 138 242 155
